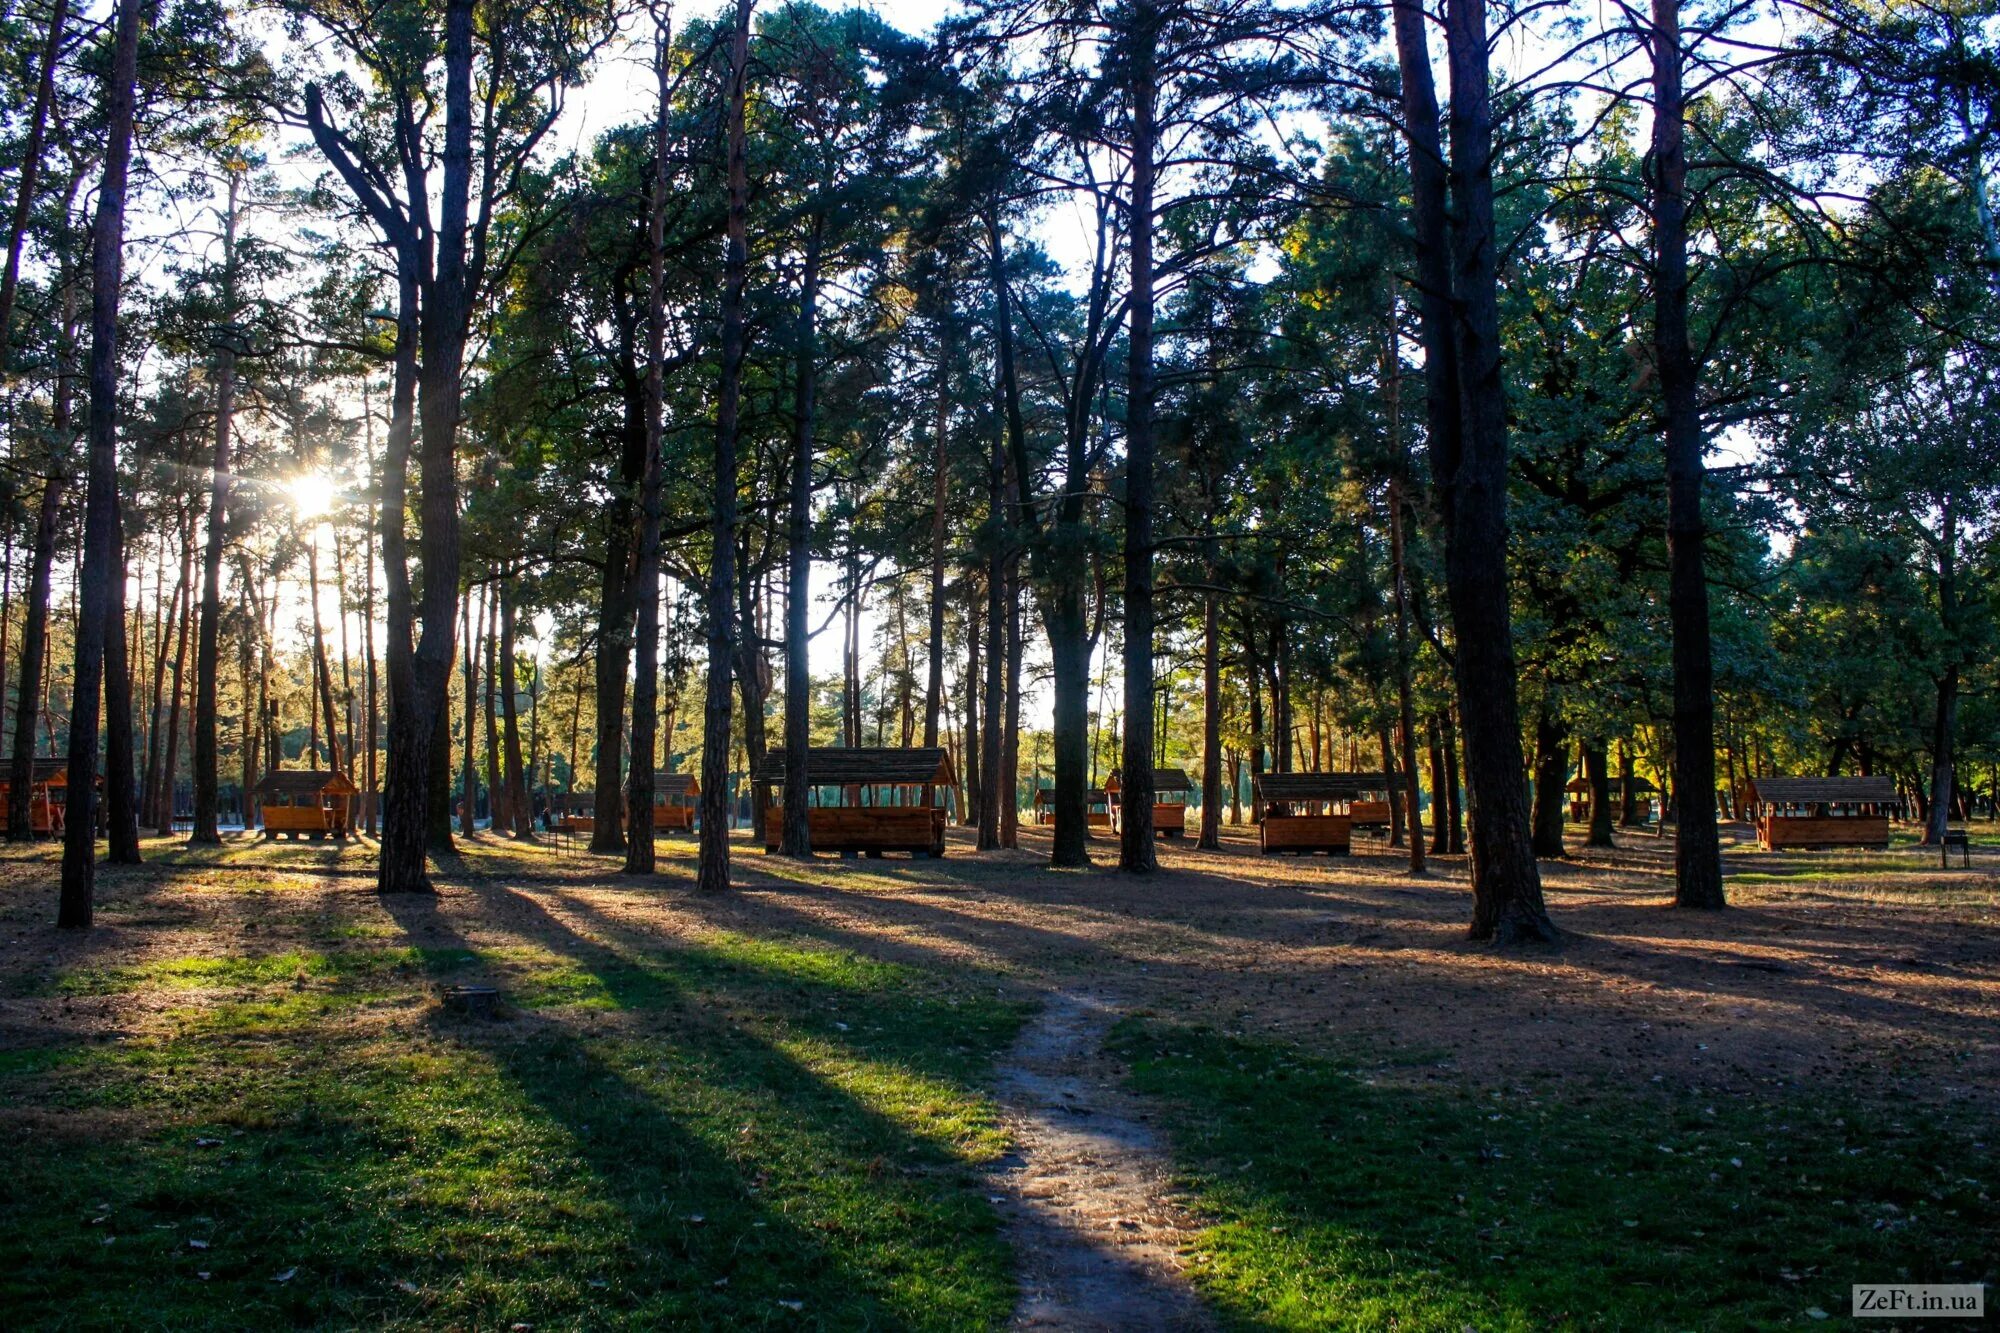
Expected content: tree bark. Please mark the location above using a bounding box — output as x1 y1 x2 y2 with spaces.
1395 0 1550 939
627 17 673 874
499 577 533 839
781 225 823 858
1198 589 1222 849
8 475 62 840
0 0 68 369
1584 737 1614 847
153 548 193 834
60 0 143 925
1119 0 1159 872
1650 0 1724 908
191 173 240 844
1531 708 1567 858
698 0 753 895
923 326 951 749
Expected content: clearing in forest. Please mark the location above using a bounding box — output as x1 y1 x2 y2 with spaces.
1 826 1995 1329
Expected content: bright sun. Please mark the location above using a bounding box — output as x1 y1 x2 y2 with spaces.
288 471 335 521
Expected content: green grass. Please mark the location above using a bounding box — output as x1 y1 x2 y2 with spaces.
1111 1020 2000 1331
0 929 1031 1330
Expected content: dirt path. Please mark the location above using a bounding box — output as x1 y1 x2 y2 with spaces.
988 991 1216 1332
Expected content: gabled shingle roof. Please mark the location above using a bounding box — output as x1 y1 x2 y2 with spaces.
1749 776 1899 806
1253 771 1387 801
751 747 957 788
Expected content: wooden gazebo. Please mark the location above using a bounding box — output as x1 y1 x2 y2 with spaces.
554 791 597 836
1253 772 1385 855
1748 776 1899 850
1032 787 1114 830
0 759 68 837
754 747 958 858
254 769 358 840
1106 768 1194 839
653 772 700 834
1565 774 1657 822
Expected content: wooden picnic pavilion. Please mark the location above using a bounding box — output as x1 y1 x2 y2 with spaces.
754 747 957 858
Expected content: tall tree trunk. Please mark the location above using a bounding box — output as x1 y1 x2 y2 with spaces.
1002 562 1022 846
105 492 141 861
308 536 342 775
963 586 982 826
1245 618 1264 821
191 172 240 844
1651 0 1723 908
8 475 61 840
781 225 823 858
1380 726 1405 846
1442 710 1465 852
1198 589 1222 849
1386 314 1426 870
154 555 193 834
498 578 532 839
1395 0 1550 940
0 0 67 368
1531 708 1567 858
979 410 1005 851
698 0 753 895
627 17 674 873
1119 0 1159 872
362 393 381 835
483 588 500 829
1584 737 1614 847
734 548 769 844
1619 742 1640 826
1427 715 1449 854
923 325 951 749
60 0 143 925
459 593 477 834
1925 517 1960 844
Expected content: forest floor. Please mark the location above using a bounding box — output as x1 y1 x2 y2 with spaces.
0 821 1996 1329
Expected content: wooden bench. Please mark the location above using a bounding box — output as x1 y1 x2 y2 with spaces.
1941 828 1971 869
1349 800 1391 831
262 805 337 840
763 806 946 857
1757 815 1890 850
1118 802 1187 838
1261 812 1351 855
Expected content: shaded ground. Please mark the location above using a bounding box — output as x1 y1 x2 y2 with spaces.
1 820 1995 1328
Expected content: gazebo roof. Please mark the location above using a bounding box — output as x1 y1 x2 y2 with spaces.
751 747 958 788
1 758 70 786
1106 768 1193 794
254 769 358 798
1253 771 1387 801
656 773 699 798
1748 775 1899 806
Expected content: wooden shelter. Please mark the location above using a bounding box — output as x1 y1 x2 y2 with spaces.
652 772 699 833
554 791 596 836
0 759 68 837
1032 787 1114 830
1564 774 1657 822
255 769 359 840
1106 768 1194 839
1253 772 1385 855
753 747 957 857
1748 776 1899 850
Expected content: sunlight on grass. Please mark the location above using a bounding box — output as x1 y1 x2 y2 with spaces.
1112 1020 2000 1330
0 922 1029 1329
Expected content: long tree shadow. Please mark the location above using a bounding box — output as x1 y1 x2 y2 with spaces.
371 884 1061 1328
